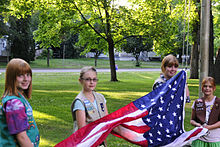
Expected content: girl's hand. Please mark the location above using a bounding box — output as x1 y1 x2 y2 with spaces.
16 131 34 147
203 121 220 130
190 120 202 127
203 125 210 130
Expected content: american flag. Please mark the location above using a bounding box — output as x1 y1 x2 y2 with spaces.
55 70 208 147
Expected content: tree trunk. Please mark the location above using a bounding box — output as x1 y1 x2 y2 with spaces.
47 48 50 67
190 42 199 79
94 52 98 67
104 0 117 81
190 0 200 79
199 0 211 97
215 48 220 84
108 38 117 81
208 4 214 77
135 55 140 67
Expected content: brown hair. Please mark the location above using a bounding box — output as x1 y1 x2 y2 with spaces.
79 66 97 79
161 54 179 73
202 77 216 89
3 58 32 99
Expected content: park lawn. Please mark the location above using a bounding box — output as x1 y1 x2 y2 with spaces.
30 58 163 69
0 71 219 147
0 58 162 69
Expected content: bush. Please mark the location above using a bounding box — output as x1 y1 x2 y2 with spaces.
36 48 53 59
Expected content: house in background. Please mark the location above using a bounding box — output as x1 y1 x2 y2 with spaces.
0 37 10 62
86 50 161 61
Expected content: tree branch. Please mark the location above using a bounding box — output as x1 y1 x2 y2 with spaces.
72 0 107 41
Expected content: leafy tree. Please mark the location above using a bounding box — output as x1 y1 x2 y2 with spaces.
90 48 104 67
8 16 35 62
3 0 201 81
189 0 219 79
215 48 220 83
33 5 77 66
0 16 8 37
213 0 220 83
61 34 83 59
129 0 196 56
190 0 200 79
122 36 153 66
213 0 220 52
76 24 108 67
0 0 10 14
2 0 158 81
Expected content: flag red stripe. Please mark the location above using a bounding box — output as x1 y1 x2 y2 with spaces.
184 128 203 141
120 123 150 133
55 102 148 147
112 130 148 146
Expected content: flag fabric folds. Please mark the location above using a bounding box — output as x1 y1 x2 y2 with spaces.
55 70 208 147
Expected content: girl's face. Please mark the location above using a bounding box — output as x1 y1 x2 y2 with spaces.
164 64 178 79
16 73 32 91
202 81 215 97
80 70 98 92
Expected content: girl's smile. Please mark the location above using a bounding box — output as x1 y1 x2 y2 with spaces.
16 73 31 90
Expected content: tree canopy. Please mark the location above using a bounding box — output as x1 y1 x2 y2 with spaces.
2 0 219 81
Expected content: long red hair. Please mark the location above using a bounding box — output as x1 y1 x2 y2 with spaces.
3 58 32 99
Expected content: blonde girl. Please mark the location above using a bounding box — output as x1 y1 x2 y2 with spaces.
71 66 108 146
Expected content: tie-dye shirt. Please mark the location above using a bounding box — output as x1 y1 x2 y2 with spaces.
3 99 29 135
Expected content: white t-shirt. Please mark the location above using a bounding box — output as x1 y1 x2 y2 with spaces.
73 98 106 112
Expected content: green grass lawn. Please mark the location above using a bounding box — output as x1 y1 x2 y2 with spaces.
0 71 217 147
0 58 189 69
30 58 162 69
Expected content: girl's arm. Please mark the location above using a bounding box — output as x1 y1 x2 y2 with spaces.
186 85 190 97
203 121 220 130
103 103 108 146
190 109 202 127
75 110 87 129
16 131 33 147
104 103 108 115
190 119 202 127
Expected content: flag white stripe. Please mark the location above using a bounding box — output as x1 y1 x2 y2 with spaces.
162 127 208 147
123 118 146 127
81 108 147 143
114 125 146 142
77 130 107 147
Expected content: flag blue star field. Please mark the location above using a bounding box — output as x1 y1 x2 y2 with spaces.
55 70 208 147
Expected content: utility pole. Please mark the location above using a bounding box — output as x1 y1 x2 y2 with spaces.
199 0 210 97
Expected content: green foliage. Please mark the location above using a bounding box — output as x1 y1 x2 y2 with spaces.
2 0 219 57
122 36 153 66
76 25 108 55
61 34 84 59
33 8 63 49
36 48 53 59
213 1 220 52
8 16 35 62
0 16 8 37
2 0 202 80
0 0 10 14
128 0 197 56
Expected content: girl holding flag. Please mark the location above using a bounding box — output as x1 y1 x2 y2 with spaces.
152 54 191 103
191 77 220 147
71 66 108 146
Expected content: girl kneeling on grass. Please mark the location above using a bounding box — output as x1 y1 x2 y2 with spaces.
1 58 40 147
71 66 108 146
190 77 220 147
